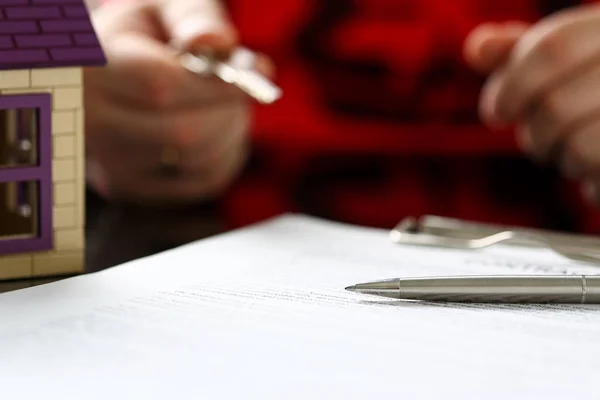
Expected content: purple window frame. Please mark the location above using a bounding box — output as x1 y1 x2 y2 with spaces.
0 93 52 255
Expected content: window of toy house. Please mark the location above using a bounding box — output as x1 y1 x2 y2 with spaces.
0 108 39 238
0 94 52 254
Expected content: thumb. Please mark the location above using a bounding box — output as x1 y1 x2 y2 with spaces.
464 21 530 74
156 0 238 55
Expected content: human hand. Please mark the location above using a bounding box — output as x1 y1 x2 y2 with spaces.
464 5 600 204
84 0 273 205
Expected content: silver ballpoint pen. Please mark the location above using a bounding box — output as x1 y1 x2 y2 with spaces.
345 275 600 303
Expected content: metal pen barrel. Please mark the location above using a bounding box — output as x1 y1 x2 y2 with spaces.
348 275 600 303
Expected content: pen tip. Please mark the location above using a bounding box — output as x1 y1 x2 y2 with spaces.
345 285 356 292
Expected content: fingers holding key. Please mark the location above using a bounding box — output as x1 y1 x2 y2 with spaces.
88 33 245 111
88 0 274 111
84 0 280 205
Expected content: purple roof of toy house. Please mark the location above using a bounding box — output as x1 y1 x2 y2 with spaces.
0 0 106 71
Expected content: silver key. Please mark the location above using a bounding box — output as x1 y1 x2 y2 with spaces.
178 51 282 105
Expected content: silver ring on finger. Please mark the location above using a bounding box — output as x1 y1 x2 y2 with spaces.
159 146 183 178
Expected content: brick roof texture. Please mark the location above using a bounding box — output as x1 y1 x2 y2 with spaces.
0 0 106 70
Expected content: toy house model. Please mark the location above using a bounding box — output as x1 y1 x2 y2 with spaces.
0 0 106 280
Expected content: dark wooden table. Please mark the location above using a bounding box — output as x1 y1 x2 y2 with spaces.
0 188 224 293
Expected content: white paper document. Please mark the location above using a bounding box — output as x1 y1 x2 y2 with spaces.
2 214 600 399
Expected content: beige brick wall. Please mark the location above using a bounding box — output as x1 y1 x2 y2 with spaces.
0 255 32 280
0 67 86 278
